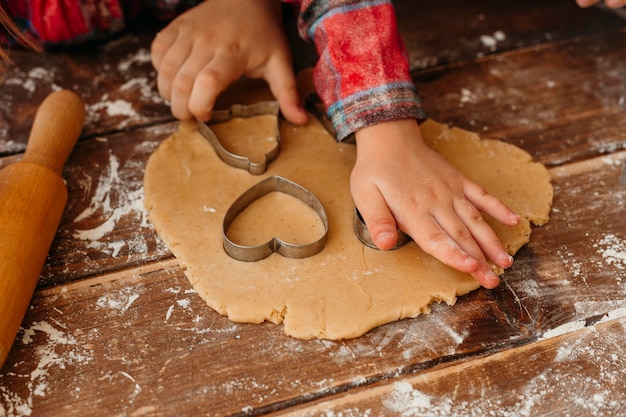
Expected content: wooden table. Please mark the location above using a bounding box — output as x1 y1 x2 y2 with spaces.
1 1 626 415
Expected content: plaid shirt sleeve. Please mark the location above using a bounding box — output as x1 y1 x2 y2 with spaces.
295 0 426 141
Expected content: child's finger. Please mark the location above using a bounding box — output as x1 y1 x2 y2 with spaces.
470 262 501 289
404 211 483 274
350 184 400 250
452 198 514 269
264 57 308 126
399 203 505 288
151 28 178 70
408 214 502 289
424 204 487 264
167 50 217 121
155 35 193 103
463 182 520 227
187 53 245 121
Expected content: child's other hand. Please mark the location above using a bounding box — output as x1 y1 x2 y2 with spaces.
576 0 626 8
150 0 307 125
351 120 520 289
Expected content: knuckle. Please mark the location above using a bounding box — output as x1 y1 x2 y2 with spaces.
451 228 474 244
467 209 485 225
150 39 165 57
366 215 397 234
195 69 223 92
171 72 196 96
457 199 485 225
423 231 461 259
150 32 175 60
157 59 180 80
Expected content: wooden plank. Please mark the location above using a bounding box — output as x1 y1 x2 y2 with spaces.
0 262 531 417
38 123 179 288
2 153 624 416
2 254 623 416
415 28 626 167
0 21 171 152
4 19 621 171
496 151 626 334
397 0 626 70
273 315 626 416
9 26 625 359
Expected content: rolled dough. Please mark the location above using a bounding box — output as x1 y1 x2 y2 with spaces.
144 92 552 340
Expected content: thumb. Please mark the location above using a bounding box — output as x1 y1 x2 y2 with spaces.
351 182 399 250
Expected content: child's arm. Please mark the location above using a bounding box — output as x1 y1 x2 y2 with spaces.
299 0 518 288
351 120 519 289
150 0 307 125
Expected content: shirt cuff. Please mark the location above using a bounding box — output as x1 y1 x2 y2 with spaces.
327 82 427 141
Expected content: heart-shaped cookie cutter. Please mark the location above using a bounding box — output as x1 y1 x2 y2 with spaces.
353 208 412 250
197 101 281 175
223 175 329 262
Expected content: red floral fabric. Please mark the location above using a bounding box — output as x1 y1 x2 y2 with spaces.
0 0 196 45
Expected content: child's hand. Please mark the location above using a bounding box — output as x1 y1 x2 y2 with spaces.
150 0 307 125
576 0 626 7
351 119 520 289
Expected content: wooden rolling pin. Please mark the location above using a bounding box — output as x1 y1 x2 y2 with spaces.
0 90 85 368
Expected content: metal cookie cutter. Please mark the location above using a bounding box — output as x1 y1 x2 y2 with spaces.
223 175 329 262
354 208 412 250
197 101 281 175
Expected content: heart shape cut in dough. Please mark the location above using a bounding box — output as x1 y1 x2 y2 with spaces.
223 175 329 262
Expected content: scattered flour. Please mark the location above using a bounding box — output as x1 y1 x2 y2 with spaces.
383 356 623 417
117 48 152 72
540 319 587 340
556 246 586 283
327 305 469 366
71 149 151 258
379 315 626 417
86 96 141 127
2 67 59 94
479 31 506 51
600 307 626 322
313 408 373 417
0 140 26 155
593 234 626 272
383 382 452 417
1 280 182 415
460 88 475 104
96 287 142 313
0 321 94 417
120 77 162 103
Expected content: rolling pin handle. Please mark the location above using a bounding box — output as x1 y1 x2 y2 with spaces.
22 90 86 175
